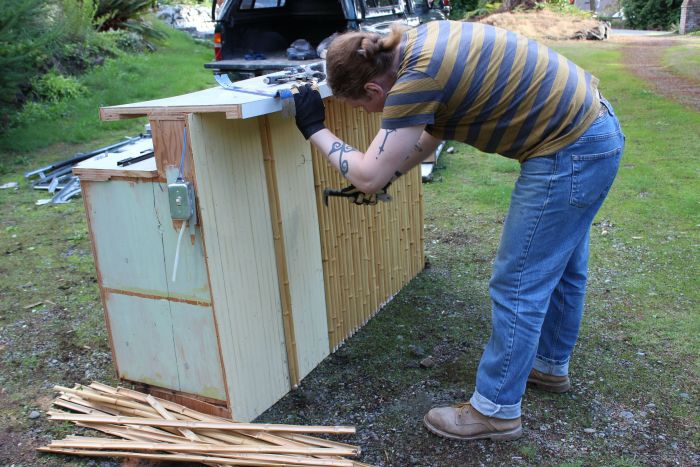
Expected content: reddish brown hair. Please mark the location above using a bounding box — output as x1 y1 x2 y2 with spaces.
326 26 405 100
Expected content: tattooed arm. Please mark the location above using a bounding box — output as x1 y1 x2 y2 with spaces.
309 127 441 193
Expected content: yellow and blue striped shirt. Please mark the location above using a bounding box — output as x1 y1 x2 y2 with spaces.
381 21 602 161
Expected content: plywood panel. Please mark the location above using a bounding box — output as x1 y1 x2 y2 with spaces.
84 180 211 303
188 112 290 422
106 293 179 389
86 180 168 296
106 292 226 400
169 301 227 400
265 113 329 381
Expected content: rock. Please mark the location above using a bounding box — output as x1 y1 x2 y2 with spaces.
620 410 634 420
419 356 435 369
679 392 690 399
583 428 596 434
446 146 455 154
28 410 40 419
408 344 426 357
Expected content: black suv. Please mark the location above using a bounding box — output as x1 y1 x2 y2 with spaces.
205 0 449 77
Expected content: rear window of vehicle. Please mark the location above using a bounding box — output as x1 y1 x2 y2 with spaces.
239 0 286 9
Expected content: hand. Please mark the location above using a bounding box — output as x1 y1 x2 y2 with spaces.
291 83 326 140
323 171 402 206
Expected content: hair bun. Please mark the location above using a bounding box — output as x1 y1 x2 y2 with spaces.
358 34 383 61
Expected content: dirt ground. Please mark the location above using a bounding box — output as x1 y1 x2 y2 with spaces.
1 12 699 467
618 37 700 112
478 10 603 40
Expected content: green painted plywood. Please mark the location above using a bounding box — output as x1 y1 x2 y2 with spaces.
85 180 210 303
106 292 226 400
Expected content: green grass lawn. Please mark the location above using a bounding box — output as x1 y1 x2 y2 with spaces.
663 42 700 84
0 32 698 465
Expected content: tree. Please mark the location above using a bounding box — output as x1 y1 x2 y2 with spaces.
622 0 684 30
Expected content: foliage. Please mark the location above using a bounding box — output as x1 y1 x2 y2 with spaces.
0 0 58 124
31 71 87 103
466 0 502 18
448 0 482 19
621 0 683 30
0 0 168 132
1 23 213 154
96 0 166 45
537 0 590 16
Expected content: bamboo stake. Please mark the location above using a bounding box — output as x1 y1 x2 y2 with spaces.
146 394 202 442
54 386 159 416
36 447 353 467
277 434 359 452
90 383 222 422
77 422 196 445
258 115 301 387
46 439 357 456
47 413 356 434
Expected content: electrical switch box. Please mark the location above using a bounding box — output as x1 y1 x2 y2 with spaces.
168 180 195 220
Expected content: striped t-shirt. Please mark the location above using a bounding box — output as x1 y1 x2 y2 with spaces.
381 21 602 161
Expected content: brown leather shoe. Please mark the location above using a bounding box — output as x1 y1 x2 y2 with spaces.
423 402 522 441
527 368 571 393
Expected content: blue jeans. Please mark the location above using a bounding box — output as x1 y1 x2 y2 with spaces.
470 99 624 419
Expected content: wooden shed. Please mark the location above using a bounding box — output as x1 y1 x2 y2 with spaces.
76 77 425 422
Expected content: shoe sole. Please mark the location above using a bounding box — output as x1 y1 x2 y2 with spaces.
423 415 523 441
527 377 571 393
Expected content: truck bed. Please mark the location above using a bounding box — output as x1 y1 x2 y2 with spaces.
205 52 320 74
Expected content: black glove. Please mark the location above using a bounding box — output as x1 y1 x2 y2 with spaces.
291 83 326 140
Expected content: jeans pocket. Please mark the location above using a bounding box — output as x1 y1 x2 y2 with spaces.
570 147 622 208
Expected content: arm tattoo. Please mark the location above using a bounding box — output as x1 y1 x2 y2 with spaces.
410 143 424 160
328 141 356 176
378 129 397 157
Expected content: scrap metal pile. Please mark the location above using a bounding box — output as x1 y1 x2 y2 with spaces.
25 132 152 205
41 383 365 466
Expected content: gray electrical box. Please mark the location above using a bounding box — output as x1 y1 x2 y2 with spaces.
168 180 195 220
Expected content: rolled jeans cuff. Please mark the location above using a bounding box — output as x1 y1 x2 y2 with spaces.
533 355 570 377
470 390 521 419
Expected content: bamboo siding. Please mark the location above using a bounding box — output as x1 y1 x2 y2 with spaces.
313 98 425 350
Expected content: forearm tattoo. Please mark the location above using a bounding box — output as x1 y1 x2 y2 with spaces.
378 129 397 157
411 143 424 160
328 141 356 176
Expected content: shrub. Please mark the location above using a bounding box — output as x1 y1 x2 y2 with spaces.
0 0 57 121
31 71 87 103
96 0 166 46
621 0 683 30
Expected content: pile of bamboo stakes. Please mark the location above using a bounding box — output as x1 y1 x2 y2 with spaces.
314 99 425 351
39 383 366 466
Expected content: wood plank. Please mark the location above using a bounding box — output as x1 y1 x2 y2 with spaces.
37 447 353 467
188 112 290 421
265 113 330 382
47 413 356 434
258 115 300 387
100 77 332 122
46 439 357 456
72 138 157 181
